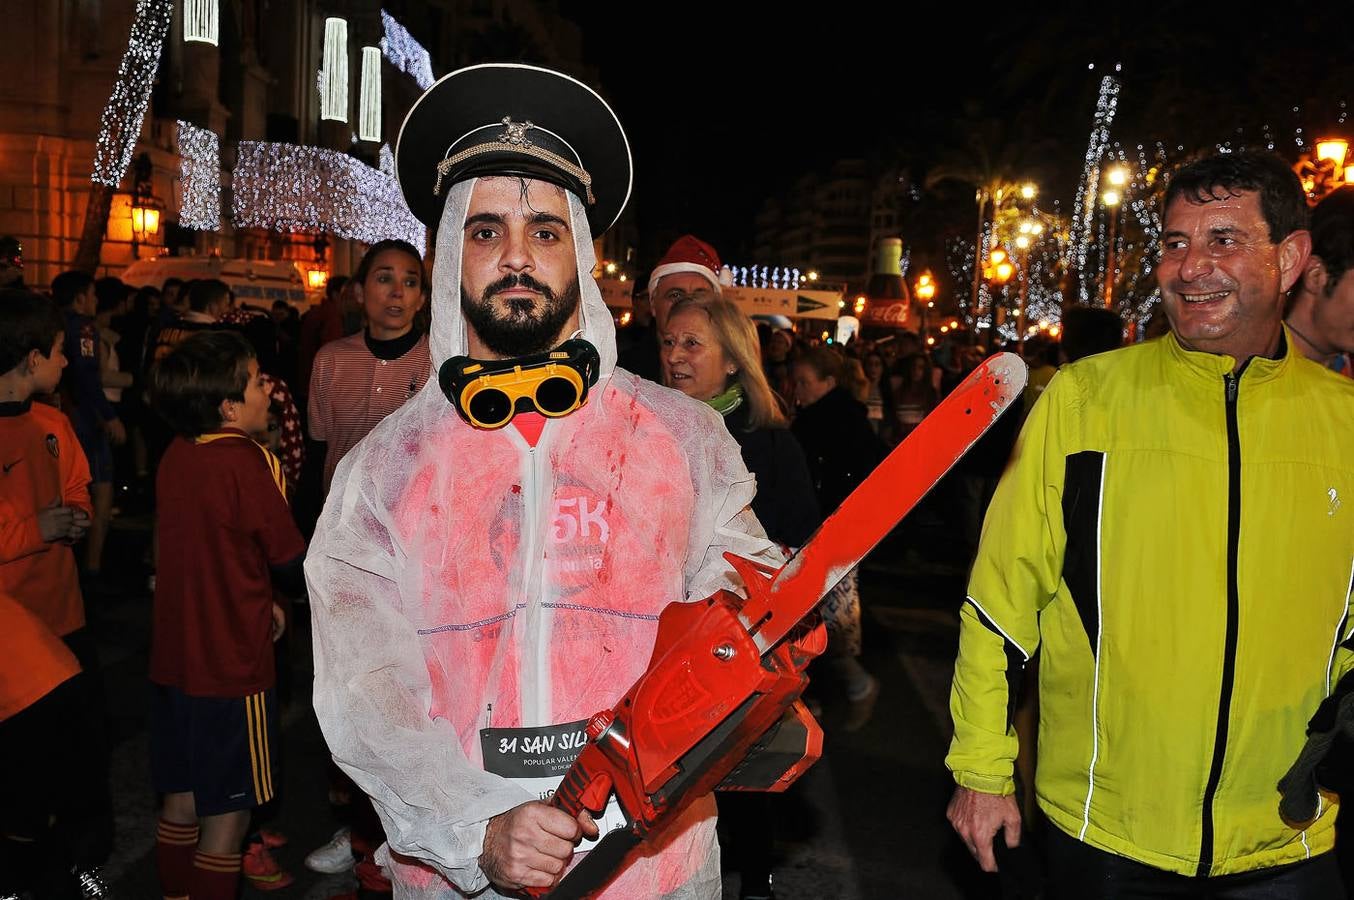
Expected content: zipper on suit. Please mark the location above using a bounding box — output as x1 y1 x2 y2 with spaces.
1198 365 1246 876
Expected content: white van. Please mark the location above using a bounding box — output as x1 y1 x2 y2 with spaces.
120 257 320 310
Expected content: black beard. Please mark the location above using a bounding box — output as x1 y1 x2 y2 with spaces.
461 273 581 358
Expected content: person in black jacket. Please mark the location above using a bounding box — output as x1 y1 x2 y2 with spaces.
661 295 817 900
790 345 886 732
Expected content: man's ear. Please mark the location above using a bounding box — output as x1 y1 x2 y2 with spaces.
1302 256 1330 296
1278 229 1313 294
219 397 238 424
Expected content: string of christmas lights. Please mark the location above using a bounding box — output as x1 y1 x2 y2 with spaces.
183 0 218 45
723 265 805 289
176 120 220 230
1068 74 1121 303
380 10 435 90
232 141 425 255
319 17 348 123
91 0 172 187
359 46 382 142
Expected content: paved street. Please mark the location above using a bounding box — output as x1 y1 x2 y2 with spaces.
95 498 1003 899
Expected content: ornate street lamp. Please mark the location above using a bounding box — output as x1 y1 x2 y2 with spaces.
1295 137 1351 204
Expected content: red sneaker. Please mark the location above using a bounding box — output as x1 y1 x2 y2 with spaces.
243 842 296 891
256 828 289 849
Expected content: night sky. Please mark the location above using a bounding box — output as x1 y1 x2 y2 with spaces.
556 3 1354 267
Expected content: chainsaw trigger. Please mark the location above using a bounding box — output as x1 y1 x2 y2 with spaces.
578 771 614 815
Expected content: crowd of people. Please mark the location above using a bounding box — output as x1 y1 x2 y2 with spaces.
1 61 1353 900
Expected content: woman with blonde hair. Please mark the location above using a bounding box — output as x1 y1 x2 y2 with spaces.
661 295 817 900
662 296 818 544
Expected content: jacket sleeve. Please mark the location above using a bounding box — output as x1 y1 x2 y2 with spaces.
305 450 532 895
307 347 331 442
945 369 1074 795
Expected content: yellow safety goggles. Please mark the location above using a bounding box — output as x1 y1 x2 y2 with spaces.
439 338 601 430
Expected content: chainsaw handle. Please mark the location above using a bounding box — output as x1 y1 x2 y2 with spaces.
549 746 614 820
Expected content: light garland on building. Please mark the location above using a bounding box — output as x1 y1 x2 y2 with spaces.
91 0 173 187
232 141 424 255
380 9 435 90
183 0 218 45
176 120 220 230
358 46 382 142
319 17 349 123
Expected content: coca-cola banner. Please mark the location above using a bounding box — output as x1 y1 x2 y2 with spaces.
862 300 911 329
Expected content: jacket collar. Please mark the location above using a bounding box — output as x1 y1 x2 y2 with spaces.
1163 325 1293 386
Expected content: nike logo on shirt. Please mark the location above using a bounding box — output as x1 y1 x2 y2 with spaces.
2 459 19 474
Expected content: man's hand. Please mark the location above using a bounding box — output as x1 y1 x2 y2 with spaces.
37 499 75 543
104 417 127 445
947 785 1022 872
480 801 599 892
37 497 88 543
271 602 287 642
68 507 90 543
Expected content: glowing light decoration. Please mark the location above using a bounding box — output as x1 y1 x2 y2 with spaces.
176 120 220 230
380 9 435 90
183 0 218 45
725 264 807 289
358 47 382 142
91 0 173 187
232 141 425 255
319 18 349 123
1069 75 1121 303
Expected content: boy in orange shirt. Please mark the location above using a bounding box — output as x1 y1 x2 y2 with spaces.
0 289 103 895
0 289 92 634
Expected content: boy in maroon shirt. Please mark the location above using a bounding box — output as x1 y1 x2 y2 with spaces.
148 331 306 900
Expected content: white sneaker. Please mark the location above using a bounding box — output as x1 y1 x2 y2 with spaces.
304 828 353 874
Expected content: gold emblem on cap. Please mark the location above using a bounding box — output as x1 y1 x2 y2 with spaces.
434 116 595 205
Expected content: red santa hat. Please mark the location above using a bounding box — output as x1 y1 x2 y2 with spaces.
647 235 723 298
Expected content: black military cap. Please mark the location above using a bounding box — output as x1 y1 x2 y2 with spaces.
396 63 632 238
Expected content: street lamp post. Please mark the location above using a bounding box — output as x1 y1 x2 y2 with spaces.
915 271 936 343
1101 165 1128 310
970 182 1036 330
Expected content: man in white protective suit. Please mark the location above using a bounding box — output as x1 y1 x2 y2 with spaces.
305 63 781 899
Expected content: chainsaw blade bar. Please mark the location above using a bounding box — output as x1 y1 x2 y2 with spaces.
743 352 1027 653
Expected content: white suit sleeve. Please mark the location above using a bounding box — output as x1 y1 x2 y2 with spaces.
306 455 533 894
683 412 785 602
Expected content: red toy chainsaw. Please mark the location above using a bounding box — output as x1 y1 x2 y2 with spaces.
532 352 1027 899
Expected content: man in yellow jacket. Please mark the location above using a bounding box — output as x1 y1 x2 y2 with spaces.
947 150 1354 895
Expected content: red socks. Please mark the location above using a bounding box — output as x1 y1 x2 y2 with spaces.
191 850 242 900
154 819 198 900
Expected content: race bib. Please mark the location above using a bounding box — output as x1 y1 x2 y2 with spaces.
480 719 630 851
